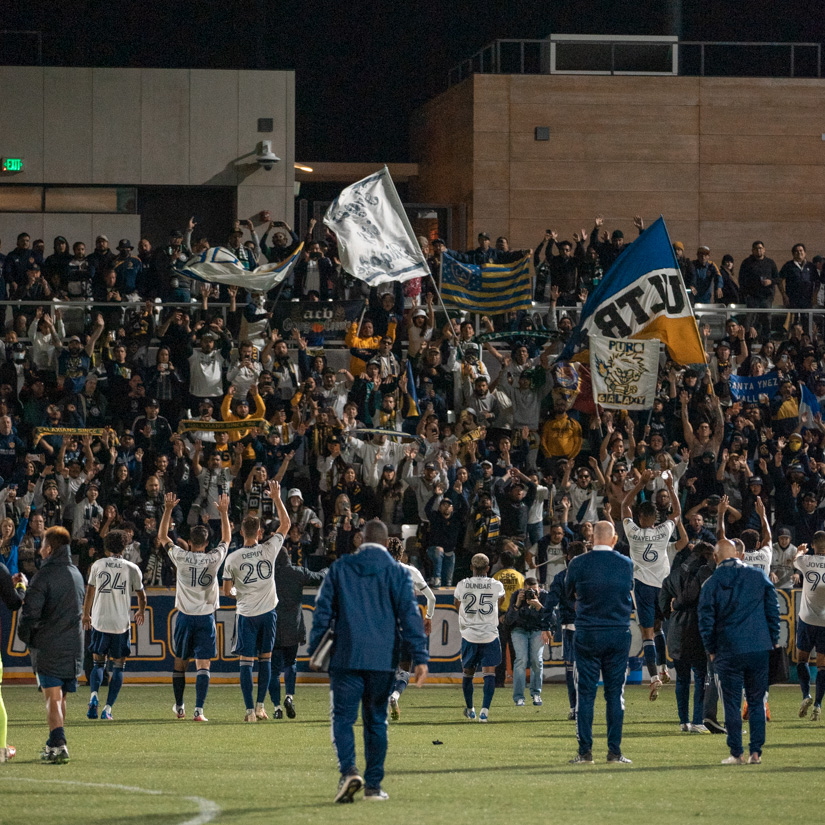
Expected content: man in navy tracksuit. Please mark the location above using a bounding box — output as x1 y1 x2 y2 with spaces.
565 521 634 764
308 520 429 803
698 538 780 765
541 542 585 720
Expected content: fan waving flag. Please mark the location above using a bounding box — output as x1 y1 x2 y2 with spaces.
799 382 823 428
324 166 429 286
559 217 706 366
441 252 533 315
182 244 302 292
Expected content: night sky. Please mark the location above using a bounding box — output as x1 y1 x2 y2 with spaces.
2 0 822 161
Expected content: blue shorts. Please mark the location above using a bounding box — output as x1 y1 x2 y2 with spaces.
461 638 502 671
89 628 131 659
562 628 576 664
796 618 825 654
634 580 661 628
173 613 217 661
38 674 78 693
233 611 277 658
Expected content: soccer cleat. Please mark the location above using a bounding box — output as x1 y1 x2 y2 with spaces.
568 708 577 721
680 723 690 732
532 695 543 706
747 753 762 764
607 752 632 764
100 707 113 721
649 676 662 701
742 702 749 720
87 696 99 719
244 710 257 723
389 695 400 721
173 703 185 719
799 696 814 718
688 723 710 734
40 746 56 763
811 706 821 722
364 787 389 801
515 698 526 707
284 696 296 719
193 711 208 722
52 745 70 764
703 717 727 735
478 708 489 722
463 707 476 720
273 707 284 719
569 752 594 765
659 668 672 684
334 771 364 804
0 746 16 764
255 703 269 720
721 755 745 765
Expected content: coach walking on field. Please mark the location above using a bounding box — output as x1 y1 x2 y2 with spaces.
565 520 635 764
308 519 429 803
698 538 780 765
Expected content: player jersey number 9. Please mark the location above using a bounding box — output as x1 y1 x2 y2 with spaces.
806 571 821 591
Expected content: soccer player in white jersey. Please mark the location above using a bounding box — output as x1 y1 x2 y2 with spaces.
222 479 290 722
82 530 146 720
622 469 680 700
386 537 435 720
159 491 230 722
454 553 506 722
719 495 773 721
793 532 825 721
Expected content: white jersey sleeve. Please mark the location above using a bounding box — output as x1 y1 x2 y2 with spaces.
454 576 506 644
89 557 144 634
794 554 825 627
402 561 436 619
624 518 674 587
743 545 772 577
223 533 284 617
168 541 228 615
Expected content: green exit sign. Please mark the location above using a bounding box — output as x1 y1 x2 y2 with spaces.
2 158 24 172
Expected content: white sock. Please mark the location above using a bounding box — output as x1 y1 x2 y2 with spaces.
390 691 399 701
90 691 98 700
103 704 111 712
286 694 293 700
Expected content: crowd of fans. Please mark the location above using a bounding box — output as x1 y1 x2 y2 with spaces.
0 212 821 604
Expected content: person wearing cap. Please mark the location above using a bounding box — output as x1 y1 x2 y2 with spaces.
113 238 143 298
132 398 174 453
188 331 228 411
769 379 799 437
227 220 260 271
407 294 435 359
54 318 104 394
718 254 739 305
71 479 104 541
404 454 448 525
2 232 35 288
671 241 697 293
12 260 52 322
221 385 266 458
589 214 644 271
691 246 723 304
770 527 797 589
446 232 526 267
152 229 191 300
43 236 71 288
86 235 116 291
344 316 397 377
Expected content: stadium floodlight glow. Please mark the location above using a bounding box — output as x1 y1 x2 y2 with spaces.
294 164 314 172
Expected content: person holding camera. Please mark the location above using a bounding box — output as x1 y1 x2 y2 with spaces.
504 577 551 706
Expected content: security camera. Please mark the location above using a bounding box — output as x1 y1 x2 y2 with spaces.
256 140 280 170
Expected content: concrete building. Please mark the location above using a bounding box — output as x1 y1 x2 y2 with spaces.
0 66 294 252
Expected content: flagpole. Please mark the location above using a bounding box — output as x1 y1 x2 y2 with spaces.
430 270 464 357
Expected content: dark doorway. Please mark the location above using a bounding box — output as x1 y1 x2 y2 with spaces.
138 186 236 249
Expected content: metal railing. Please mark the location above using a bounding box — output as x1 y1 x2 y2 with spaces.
448 39 823 85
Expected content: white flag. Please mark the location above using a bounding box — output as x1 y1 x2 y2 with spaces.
324 166 429 286
182 245 302 293
590 335 660 410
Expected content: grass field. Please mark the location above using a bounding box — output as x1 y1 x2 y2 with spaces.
0 682 823 825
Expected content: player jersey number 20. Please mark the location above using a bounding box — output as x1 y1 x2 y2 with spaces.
240 560 273 584
463 592 495 615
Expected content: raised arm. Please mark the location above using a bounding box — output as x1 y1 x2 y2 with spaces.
158 492 180 547
755 495 771 548
680 391 696 450
216 493 232 545
622 468 652 520
716 495 729 541
269 479 291 537
663 470 681 523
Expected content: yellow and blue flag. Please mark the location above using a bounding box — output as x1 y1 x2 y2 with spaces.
406 359 420 417
559 217 706 367
441 253 533 315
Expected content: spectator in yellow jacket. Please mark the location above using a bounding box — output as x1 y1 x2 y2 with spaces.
221 386 267 459
344 317 397 376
